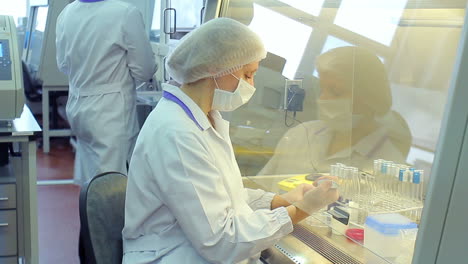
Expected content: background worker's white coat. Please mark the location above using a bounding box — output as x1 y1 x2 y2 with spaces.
122 84 294 264
56 0 157 184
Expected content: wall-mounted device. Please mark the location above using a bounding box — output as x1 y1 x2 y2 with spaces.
284 79 304 112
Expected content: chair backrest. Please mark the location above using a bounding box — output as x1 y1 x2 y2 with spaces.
79 172 127 264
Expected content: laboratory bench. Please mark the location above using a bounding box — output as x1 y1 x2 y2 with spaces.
243 176 411 264
0 106 41 264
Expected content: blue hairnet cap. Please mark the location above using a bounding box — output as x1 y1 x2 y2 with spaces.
166 18 267 84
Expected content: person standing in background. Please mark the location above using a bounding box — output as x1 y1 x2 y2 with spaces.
56 0 157 184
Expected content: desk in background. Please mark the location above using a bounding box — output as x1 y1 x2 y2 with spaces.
0 106 41 264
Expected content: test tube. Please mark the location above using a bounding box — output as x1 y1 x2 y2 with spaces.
387 164 395 195
405 168 415 200
330 164 339 177
373 160 380 178
374 159 385 191
412 170 420 201
381 161 388 193
413 170 425 202
351 168 358 199
346 167 355 201
417 170 425 221
398 168 406 200
393 164 405 195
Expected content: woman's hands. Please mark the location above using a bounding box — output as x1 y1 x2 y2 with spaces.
273 176 339 224
280 183 316 204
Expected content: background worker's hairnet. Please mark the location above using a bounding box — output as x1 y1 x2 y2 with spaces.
315 46 392 116
166 18 267 84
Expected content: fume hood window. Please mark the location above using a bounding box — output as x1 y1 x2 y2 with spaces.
278 0 325 17
313 36 353 76
334 0 407 46
249 4 312 80
34 6 49 32
171 0 203 29
150 0 161 42
27 6 49 70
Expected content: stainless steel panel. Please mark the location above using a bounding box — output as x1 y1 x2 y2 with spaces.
0 185 15 210
0 210 16 256
0 256 17 264
269 234 335 264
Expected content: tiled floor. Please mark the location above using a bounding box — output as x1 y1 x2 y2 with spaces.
37 138 80 264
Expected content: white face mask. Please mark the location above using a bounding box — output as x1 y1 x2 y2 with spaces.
317 99 362 131
212 74 256 112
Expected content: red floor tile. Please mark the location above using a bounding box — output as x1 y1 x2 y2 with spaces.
37 138 79 264
38 185 80 264
37 138 75 181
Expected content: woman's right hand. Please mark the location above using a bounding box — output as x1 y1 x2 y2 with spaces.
294 178 339 214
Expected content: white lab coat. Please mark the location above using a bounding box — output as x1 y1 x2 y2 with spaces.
56 0 156 184
122 84 293 264
259 115 409 175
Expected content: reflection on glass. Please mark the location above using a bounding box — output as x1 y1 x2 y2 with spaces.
249 4 312 79
260 46 411 175
28 6 49 69
171 0 203 28
335 0 407 45
150 0 161 42
313 35 353 76
278 0 325 17
151 0 161 30
34 6 48 32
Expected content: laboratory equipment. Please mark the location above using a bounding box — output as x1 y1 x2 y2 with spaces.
0 15 24 120
332 161 425 225
364 214 417 263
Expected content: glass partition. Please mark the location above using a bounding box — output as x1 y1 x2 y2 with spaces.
26 6 49 73
222 0 466 263
150 0 206 84
150 0 162 42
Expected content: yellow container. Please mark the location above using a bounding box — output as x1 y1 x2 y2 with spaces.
277 174 313 191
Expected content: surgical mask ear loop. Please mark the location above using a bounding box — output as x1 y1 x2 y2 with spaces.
213 77 221 90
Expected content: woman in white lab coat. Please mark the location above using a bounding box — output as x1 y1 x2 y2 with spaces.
55 0 157 184
260 46 412 175
122 18 338 264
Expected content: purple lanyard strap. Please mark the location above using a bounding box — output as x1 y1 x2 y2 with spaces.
163 91 204 131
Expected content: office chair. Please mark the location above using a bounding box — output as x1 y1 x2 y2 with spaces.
79 172 127 264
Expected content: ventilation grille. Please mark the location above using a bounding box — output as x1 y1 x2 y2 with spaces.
274 244 304 264
291 225 363 264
